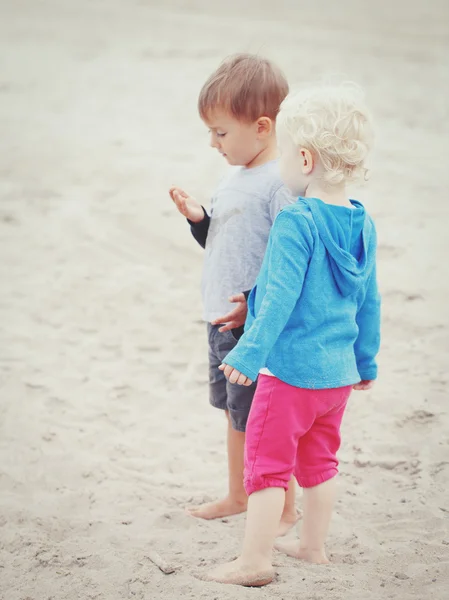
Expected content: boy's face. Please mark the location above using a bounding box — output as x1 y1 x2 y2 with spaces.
203 111 265 168
277 124 309 196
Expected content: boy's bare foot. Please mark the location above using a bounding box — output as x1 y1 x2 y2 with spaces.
275 540 329 564
277 509 302 537
197 558 275 587
186 496 247 520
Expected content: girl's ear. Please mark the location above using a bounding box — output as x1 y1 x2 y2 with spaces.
300 148 314 175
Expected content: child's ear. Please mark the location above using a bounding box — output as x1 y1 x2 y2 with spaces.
300 148 314 175
256 117 273 137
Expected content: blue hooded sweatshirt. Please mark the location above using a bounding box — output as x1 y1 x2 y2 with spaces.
224 197 381 388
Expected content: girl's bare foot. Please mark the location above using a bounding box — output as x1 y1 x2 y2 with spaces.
277 509 302 537
198 558 275 587
275 540 329 564
186 495 247 520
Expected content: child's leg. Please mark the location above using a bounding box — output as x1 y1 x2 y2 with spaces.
187 411 247 518
241 488 285 564
277 478 337 564
202 487 284 586
188 327 298 525
297 477 337 562
276 386 352 563
187 326 250 519
190 409 299 525
225 409 248 505
203 376 305 586
278 475 301 536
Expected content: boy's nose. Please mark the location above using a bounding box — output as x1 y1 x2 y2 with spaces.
210 133 220 149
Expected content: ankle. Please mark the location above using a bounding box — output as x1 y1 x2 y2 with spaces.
281 507 298 520
300 546 328 560
240 552 273 569
228 493 248 506
300 544 324 552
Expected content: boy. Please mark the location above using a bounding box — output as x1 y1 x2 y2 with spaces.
169 54 297 533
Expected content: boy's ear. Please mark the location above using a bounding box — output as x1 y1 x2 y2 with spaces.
256 116 273 137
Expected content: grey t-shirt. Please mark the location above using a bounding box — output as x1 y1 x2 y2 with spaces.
202 159 295 322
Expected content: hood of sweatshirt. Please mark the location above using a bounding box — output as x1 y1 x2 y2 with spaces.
305 197 376 297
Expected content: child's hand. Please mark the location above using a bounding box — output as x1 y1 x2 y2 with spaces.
212 293 248 333
219 363 253 386
169 186 205 223
353 380 375 391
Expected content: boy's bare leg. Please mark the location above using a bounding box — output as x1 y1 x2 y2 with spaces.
187 413 300 525
202 487 284 586
187 411 247 519
277 475 301 536
275 476 336 563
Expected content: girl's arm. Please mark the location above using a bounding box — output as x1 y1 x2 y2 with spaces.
222 210 313 382
354 264 381 381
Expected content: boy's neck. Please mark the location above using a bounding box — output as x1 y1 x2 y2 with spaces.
245 140 278 169
305 181 353 208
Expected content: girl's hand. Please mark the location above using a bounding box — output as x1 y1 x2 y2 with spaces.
169 186 204 223
219 363 253 386
353 380 375 391
212 293 248 333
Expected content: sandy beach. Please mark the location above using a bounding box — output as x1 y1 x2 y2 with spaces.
0 1 448 598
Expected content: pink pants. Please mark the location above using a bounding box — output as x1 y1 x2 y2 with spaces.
244 375 352 495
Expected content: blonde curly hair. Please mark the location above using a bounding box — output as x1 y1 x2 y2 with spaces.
277 83 374 186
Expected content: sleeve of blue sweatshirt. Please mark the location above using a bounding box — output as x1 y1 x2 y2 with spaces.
223 211 313 382
354 264 381 381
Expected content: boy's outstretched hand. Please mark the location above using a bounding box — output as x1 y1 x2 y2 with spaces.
353 380 375 390
212 293 248 333
169 186 204 223
219 363 253 386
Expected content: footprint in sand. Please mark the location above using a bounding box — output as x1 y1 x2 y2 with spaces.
153 510 196 530
396 409 437 427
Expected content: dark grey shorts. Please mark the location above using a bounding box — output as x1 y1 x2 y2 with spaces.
207 323 257 432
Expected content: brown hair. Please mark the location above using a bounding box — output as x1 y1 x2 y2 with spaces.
198 53 289 123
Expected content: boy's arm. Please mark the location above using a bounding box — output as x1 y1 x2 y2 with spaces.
354 264 381 381
187 207 210 249
212 292 249 335
169 186 209 248
222 211 313 381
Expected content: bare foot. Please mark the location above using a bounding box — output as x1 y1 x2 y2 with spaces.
275 540 329 564
277 509 302 537
197 558 275 587
186 496 247 520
